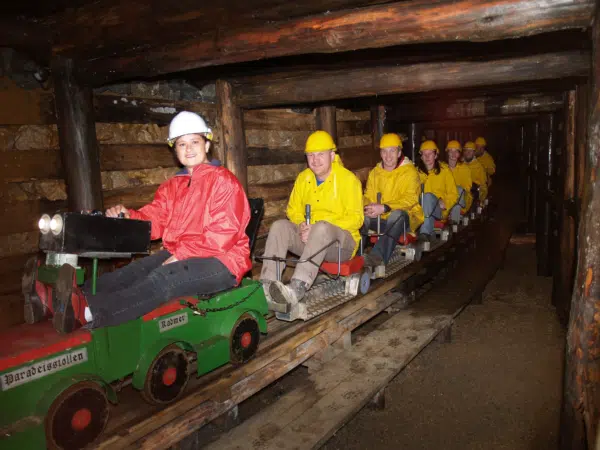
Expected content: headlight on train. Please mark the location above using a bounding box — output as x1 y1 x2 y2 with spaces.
39 214 51 234
50 214 63 235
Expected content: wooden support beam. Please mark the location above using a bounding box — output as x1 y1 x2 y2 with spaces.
536 113 556 277
315 106 337 143
52 57 103 212
370 105 385 153
232 52 589 108
78 0 594 85
560 6 600 447
216 80 247 191
387 93 565 124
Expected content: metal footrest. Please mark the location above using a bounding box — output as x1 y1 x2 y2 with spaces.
275 276 357 322
371 246 419 279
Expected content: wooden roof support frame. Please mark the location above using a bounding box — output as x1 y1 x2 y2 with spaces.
232 51 590 109
77 0 594 86
561 4 600 449
216 80 248 192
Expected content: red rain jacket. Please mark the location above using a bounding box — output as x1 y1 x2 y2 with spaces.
128 164 251 284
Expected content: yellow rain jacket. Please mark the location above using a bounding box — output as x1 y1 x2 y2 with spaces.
478 151 496 179
448 163 473 213
464 159 488 201
364 158 424 232
287 161 363 255
418 163 459 219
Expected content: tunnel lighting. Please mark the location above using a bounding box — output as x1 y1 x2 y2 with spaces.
50 214 63 235
39 214 51 234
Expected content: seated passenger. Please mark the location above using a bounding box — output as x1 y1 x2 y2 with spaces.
362 133 424 268
462 141 488 206
475 136 496 185
417 140 459 241
260 131 363 306
26 111 252 334
445 140 473 218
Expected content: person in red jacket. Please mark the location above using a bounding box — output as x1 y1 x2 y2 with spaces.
50 111 251 333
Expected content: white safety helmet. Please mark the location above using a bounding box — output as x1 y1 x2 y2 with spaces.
168 111 213 147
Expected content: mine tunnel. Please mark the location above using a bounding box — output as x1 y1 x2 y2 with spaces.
0 1 598 449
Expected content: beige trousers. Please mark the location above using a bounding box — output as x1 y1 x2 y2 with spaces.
260 219 356 286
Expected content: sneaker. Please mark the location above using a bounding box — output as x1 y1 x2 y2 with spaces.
269 279 308 306
418 233 431 243
363 252 384 268
22 256 47 324
53 264 80 334
260 279 274 302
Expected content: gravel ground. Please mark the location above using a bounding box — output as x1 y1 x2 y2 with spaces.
321 243 564 450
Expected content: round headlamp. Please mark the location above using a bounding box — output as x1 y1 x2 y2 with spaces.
39 214 51 234
50 214 64 235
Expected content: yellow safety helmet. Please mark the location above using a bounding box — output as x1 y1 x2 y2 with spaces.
419 140 439 153
446 140 461 151
305 130 337 153
379 133 402 149
463 141 476 151
475 136 487 147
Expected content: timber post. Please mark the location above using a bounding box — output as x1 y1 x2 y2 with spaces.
216 79 248 192
52 57 103 212
408 122 419 161
371 105 386 152
560 4 600 448
316 106 337 143
536 113 555 277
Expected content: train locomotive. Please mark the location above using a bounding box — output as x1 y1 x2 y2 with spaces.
0 189 487 449
0 199 268 450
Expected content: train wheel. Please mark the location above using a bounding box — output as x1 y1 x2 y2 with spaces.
230 314 260 364
142 345 190 406
359 270 371 295
45 381 109 450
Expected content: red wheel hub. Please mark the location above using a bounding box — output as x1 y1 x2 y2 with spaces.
240 331 252 349
162 367 177 386
71 408 92 431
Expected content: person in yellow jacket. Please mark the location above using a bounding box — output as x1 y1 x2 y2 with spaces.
417 140 459 241
475 136 496 184
446 140 472 216
261 130 363 307
463 141 488 205
362 133 424 267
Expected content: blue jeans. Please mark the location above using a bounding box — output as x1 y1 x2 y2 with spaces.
361 210 410 264
84 250 237 328
420 193 442 236
448 187 466 223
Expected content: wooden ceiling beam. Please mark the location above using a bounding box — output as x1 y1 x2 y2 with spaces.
232 51 590 108
78 0 594 86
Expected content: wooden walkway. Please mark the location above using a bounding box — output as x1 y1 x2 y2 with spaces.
95 223 484 449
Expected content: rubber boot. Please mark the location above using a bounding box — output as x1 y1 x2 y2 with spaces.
23 256 54 324
53 264 88 334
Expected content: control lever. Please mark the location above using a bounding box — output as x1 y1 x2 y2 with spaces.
376 192 382 235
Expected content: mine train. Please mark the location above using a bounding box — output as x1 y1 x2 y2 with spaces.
0 195 487 450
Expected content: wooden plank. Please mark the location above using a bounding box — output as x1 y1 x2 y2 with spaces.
338 145 378 171
0 232 39 259
0 149 61 182
247 148 306 166
248 181 294 203
216 80 247 190
103 185 159 210
77 0 595 85
233 52 590 108
94 95 216 126
100 145 178 171
244 109 315 131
